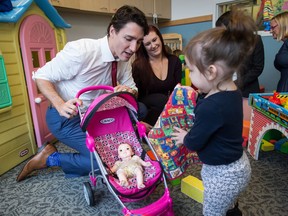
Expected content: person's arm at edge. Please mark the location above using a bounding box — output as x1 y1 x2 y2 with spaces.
174 55 182 84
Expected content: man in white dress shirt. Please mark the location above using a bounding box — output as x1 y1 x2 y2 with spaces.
17 5 149 181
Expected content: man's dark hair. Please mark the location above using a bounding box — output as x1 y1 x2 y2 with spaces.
107 5 149 36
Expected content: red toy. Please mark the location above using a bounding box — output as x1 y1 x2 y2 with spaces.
269 92 281 105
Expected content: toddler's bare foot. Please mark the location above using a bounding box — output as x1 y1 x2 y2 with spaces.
137 183 145 189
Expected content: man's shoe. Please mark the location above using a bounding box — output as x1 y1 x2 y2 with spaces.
16 143 57 182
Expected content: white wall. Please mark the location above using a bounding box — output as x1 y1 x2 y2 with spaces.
58 11 154 42
171 0 213 20
58 11 111 41
59 0 214 41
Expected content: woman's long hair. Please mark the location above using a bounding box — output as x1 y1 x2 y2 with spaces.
132 25 169 94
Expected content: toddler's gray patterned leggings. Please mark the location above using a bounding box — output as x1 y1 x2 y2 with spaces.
201 151 251 216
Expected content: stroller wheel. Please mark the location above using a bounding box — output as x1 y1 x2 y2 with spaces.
83 182 95 206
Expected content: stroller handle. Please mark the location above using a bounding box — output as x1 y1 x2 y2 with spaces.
75 85 114 98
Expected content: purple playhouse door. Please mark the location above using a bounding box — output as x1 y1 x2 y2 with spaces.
19 14 56 147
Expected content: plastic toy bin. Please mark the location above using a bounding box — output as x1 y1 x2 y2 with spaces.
249 92 288 128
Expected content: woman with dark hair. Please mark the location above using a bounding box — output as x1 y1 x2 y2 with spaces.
132 25 182 130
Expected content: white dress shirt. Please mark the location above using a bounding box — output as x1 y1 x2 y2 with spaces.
33 36 137 106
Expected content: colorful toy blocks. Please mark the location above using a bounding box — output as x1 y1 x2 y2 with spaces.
260 139 274 151
274 138 288 151
147 150 156 160
242 120 250 138
181 175 204 204
170 178 181 186
242 136 248 148
280 142 288 154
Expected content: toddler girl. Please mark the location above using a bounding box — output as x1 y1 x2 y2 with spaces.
172 8 256 216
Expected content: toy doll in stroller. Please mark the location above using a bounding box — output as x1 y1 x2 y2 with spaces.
76 85 174 216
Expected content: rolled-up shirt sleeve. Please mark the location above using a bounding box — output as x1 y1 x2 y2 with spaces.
33 41 83 82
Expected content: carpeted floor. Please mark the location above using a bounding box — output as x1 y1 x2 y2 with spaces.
0 142 288 216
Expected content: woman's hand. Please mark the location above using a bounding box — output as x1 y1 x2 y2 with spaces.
171 126 187 147
140 121 153 133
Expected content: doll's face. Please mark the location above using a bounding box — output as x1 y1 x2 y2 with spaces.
118 144 133 160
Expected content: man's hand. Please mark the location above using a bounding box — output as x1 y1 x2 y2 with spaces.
56 98 82 119
35 79 83 119
114 85 138 97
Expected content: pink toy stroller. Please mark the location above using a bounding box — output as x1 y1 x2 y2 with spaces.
75 85 174 216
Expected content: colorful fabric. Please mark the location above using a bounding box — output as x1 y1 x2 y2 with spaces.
148 84 201 180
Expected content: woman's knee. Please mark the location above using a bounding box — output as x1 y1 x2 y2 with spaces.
138 102 148 120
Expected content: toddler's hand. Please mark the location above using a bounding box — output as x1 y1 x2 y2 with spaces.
171 126 188 147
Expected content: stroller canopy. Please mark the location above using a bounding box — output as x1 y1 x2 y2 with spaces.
80 92 138 131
